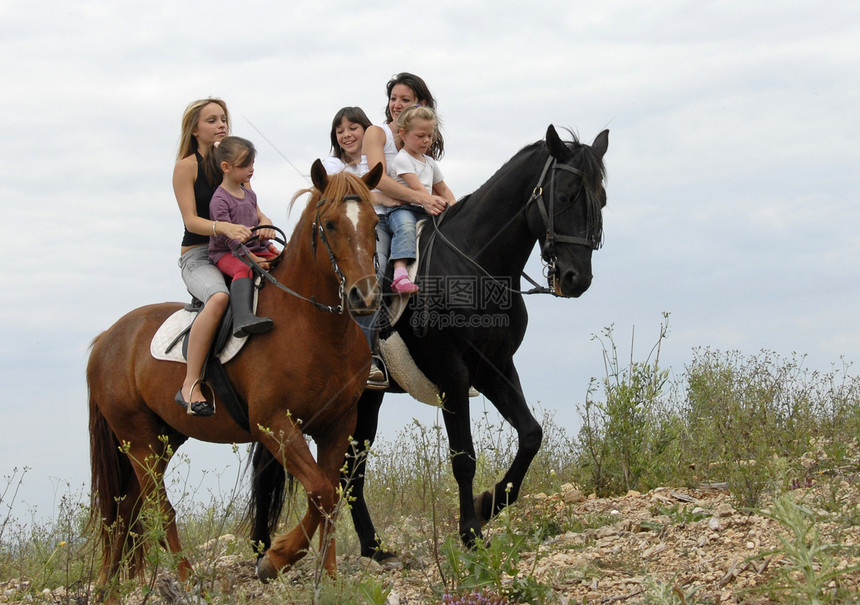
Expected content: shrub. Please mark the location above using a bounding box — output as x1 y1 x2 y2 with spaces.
572 313 681 496
681 349 860 507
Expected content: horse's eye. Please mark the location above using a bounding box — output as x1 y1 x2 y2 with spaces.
325 221 335 231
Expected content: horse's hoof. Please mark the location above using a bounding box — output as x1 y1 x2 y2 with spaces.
256 554 277 583
473 490 493 527
369 548 399 563
461 526 484 550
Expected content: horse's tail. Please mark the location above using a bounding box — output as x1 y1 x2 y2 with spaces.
244 442 291 556
87 334 146 580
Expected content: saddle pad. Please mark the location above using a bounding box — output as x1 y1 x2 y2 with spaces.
150 309 247 365
379 331 442 407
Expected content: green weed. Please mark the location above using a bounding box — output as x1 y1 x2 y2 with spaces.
573 313 680 496
758 492 860 604
439 530 551 604
640 573 704 604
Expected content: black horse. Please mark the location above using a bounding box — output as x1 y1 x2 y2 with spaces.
249 125 609 563
350 124 608 558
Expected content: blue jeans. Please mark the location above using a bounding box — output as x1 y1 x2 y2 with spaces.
386 206 426 262
356 214 391 347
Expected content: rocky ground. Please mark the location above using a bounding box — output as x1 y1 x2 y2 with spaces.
514 483 860 603
4 481 859 604
350 483 860 604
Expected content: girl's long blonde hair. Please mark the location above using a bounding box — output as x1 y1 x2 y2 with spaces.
176 98 230 161
397 105 440 145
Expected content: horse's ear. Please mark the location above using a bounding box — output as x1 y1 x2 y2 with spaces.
545 125 571 160
362 162 383 191
311 159 328 192
591 129 609 159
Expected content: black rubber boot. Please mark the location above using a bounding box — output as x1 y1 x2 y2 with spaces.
230 278 273 338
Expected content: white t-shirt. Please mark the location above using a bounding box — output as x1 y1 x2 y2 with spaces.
321 153 385 214
321 155 368 176
381 123 399 178
391 149 444 195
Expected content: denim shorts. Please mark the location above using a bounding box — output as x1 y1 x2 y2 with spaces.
178 245 229 302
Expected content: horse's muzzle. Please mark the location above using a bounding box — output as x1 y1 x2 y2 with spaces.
347 276 381 316
554 267 593 298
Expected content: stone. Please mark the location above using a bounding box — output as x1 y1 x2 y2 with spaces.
563 488 586 503
715 503 735 517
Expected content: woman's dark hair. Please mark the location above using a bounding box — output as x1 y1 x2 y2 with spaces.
329 107 372 162
385 72 444 159
204 136 256 186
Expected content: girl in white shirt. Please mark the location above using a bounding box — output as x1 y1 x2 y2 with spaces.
388 106 456 294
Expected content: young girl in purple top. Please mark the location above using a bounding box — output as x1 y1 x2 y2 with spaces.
208 136 278 337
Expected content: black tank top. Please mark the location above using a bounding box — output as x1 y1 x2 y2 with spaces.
181 150 218 247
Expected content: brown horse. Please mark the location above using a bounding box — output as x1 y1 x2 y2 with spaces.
87 160 382 592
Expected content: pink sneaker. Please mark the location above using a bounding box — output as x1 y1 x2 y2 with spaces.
391 275 419 294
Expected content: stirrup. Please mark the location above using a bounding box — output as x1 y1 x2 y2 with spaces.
175 379 216 417
366 355 389 390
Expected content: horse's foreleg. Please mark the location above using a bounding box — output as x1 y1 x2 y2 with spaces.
473 368 542 526
257 497 323 582
255 422 334 582
345 390 392 560
313 409 359 575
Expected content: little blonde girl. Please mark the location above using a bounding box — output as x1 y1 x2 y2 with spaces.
208 136 278 337
388 106 456 293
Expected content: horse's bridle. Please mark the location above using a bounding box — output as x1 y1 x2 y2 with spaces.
529 155 603 292
425 153 603 297
237 193 367 314
308 195 357 313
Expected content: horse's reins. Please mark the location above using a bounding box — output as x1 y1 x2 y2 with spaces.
422 154 602 298
235 194 366 315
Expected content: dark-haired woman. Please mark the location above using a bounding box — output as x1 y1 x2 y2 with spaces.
322 106 372 175
362 72 449 215
356 74 451 387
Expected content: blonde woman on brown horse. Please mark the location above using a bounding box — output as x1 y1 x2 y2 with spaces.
88 160 383 595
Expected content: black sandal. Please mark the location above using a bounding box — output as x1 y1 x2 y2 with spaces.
175 381 215 417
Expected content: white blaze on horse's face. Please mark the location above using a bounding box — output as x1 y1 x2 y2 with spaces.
345 198 361 233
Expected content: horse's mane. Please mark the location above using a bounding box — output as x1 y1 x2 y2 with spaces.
441 129 606 223
560 128 607 188
283 171 375 260
288 170 374 222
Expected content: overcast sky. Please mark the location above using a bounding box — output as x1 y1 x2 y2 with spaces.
2 1 858 521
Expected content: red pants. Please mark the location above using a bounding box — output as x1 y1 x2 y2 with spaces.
216 251 277 281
